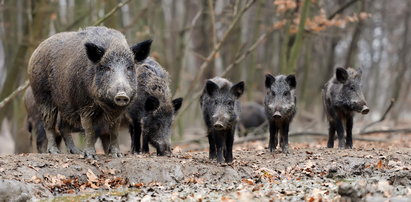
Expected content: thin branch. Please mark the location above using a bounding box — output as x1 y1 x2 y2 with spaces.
208 0 217 47
176 25 270 120
327 0 361 20
93 0 132 26
0 80 29 110
180 0 256 100
360 99 395 133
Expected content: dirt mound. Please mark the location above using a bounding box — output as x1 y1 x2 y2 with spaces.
0 143 410 201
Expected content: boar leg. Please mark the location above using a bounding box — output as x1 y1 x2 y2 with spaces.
60 129 82 154
35 120 47 153
268 121 278 152
130 120 142 154
225 129 234 163
142 133 150 153
280 123 290 154
41 106 60 154
214 131 225 163
335 119 345 149
345 116 354 149
208 131 216 159
107 123 123 158
327 122 336 148
81 116 97 159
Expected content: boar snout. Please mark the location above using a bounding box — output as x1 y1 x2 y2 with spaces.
114 91 130 106
156 143 171 156
273 111 282 119
213 121 225 130
361 105 369 115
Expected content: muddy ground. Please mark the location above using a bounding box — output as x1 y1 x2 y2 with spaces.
0 137 410 201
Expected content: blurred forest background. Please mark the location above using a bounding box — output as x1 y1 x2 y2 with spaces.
0 0 410 154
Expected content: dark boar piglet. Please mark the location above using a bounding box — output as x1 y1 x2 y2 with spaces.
200 77 244 163
323 67 369 149
264 74 296 153
238 102 266 136
28 26 151 158
128 58 183 156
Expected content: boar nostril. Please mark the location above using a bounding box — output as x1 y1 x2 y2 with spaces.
213 122 224 130
114 92 130 106
361 106 370 115
273 111 282 119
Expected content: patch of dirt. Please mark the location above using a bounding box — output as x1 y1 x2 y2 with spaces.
0 140 410 201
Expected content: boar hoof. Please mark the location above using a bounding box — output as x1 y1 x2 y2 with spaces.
345 144 353 149
83 148 97 159
209 152 216 159
109 147 123 158
282 147 290 154
47 146 60 154
68 147 82 154
327 142 334 148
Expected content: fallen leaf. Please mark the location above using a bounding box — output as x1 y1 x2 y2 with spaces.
86 169 99 183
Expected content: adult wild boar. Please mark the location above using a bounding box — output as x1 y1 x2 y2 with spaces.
28 26 151 158
323 67 369 149
128 58 183 156
200 77 244 163
264 74 296 153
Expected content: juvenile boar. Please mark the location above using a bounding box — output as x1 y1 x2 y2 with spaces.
128 58 183 156
323 67 369 149
238 102 267 136
264 74 296 153
24 87 51 153
200 77 244 163
28 26 151 158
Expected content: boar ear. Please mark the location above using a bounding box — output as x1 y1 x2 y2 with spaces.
265 74 275 88
144 96 160 112
172 98 183 113
336 67 348 83
205 80 219 96
85 42 105 63
286 74 296 89
231 81 245 98
131 39 152 62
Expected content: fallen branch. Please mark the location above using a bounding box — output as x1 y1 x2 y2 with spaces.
360 128 411 135
360 99 395 134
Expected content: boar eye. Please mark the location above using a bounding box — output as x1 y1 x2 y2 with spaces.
271 91 276 96
227 100 234 105
214 100 218 105
283 91 290 96
349 86 355 91
127 65 134 71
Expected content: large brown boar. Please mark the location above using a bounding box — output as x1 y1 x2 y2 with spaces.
28 26 151 158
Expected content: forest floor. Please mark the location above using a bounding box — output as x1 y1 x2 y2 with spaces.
0 135 410 201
